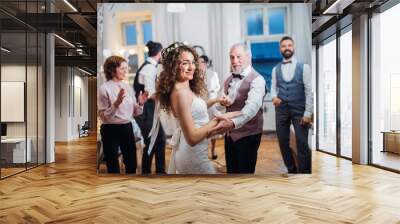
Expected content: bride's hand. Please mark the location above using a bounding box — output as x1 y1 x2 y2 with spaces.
207 117 234 138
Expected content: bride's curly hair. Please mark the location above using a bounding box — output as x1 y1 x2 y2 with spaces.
156 42 206 113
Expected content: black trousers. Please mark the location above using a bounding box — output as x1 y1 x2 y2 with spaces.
135 99 166 174
225 133 262 174
100 122 137 174
275 103 311 173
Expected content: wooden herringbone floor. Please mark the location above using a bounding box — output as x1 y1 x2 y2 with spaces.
1 134 400 223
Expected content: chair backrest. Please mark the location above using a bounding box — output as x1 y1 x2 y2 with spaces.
82 121 90 129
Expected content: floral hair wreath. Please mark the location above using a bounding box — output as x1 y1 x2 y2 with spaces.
161 42 188 61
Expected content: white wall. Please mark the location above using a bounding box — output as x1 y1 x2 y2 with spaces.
55 67 69 141
55 67 89 141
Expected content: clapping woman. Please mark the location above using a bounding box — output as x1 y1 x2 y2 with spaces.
98 56 149 174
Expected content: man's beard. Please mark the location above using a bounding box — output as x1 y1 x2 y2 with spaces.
281 49 294 60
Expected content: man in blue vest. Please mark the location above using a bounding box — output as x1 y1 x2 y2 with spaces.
271 36 313 174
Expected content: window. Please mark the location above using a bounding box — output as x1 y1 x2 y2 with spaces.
243 5 287 38
268 8 286 35
371 3 400 171
245 9 263 36
142 21 153 44
124 23 137 45
390 74 400 130
340 29 352 158
122 20 153 47
318 37 337 155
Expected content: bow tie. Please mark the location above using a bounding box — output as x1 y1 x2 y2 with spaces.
232 73 243 80
282 60 292 64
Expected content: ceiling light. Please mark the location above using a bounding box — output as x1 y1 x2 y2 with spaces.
63 0 78 12
1 47 11 53
54 34 75 48
78 67 93 76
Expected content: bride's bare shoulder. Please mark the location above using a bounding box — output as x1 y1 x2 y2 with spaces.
171 87 192 99
171 88 194 109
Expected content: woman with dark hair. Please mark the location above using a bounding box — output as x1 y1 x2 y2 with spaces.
199 55 221 160
98 55 149 174
133 41 166 174
149 42 239 174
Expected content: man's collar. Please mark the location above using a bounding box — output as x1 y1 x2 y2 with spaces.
241 65 252 77
282 57 297 64
232 65 252 79
147 57 158 66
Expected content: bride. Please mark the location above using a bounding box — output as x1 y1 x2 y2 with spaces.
148 42 239 174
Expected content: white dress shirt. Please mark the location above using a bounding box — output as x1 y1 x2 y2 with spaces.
138 57 158 97
98 80 143 124
205 69 221 117
226 65 266 129
270 57 314 118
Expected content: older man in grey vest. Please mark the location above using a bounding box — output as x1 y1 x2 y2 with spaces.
272 36 313 174
209 43 266 174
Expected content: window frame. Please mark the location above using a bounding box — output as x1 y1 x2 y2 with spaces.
241 3 290 43
122 22 138 46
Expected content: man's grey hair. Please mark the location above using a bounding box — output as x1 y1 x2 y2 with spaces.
230 43 252 58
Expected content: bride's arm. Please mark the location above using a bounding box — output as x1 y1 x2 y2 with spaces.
206 98 220 108
174 91 218 147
